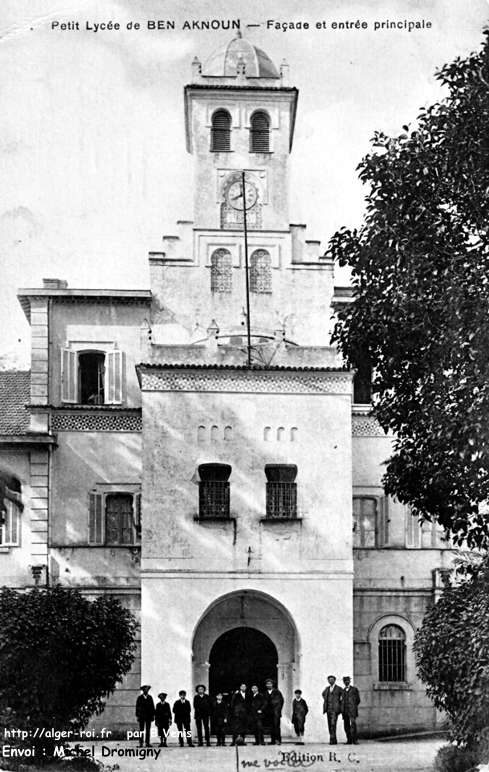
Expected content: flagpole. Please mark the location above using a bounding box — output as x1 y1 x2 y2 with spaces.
242 170 252 368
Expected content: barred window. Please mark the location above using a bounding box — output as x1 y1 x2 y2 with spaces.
265 464 297 519
250 111 270 152
250 249 272 294
211 248 232 293
353 497 377 547
211 110 231 151
378 625 406 682
198 463 231 519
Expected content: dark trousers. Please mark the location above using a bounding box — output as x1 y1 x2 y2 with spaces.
270 713 281 744
176 720 192 746
326 712 338 743
343 714 358 743
157 723 170 746
138 719 152 746
195 716 210 745
215 723 226 746
253 716 264 745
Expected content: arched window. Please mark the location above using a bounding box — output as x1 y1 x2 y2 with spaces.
210 249 232 293
0 473 22 547
378 624 406 682
250 111 270 152
250 249 272 294
211 110 231 151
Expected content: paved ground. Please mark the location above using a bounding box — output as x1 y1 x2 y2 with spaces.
85 737 444 771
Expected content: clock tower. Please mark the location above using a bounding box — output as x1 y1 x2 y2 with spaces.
184 32 298 232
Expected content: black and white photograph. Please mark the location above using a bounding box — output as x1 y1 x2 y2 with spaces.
1 1 489 770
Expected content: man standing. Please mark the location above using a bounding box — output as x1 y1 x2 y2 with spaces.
173 690 193 747
155 692 172 747
212 693 229 746
193 684 212 747
322 675 343 745
250 684 266 746
291 689 309 745
341 677 361 745
231 683 249 745
135 684 155 747
265 678 284 746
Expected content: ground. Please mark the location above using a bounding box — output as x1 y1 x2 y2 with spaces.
34 737 444 771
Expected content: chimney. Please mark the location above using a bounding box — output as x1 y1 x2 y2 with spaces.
42 278 68 289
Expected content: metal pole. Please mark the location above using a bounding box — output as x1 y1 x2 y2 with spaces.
242 170 252 368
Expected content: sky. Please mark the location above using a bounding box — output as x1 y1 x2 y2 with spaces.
1 0 488 366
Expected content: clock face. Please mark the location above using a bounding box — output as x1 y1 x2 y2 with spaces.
226 180 258 210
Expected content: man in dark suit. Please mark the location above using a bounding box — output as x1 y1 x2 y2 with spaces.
172 690 194 747
231 684 249 745
155 692 172 747
322 675 343 745
341 677 361 744
193 684 212 747
135 684 155 747
250 684 266 746
264 678 284 745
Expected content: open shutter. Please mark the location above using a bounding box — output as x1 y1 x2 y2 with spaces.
61 348 78 403
3 501 20 546
88 492 104 544
379 497 389 547
105 350 124 404
133 492 141 541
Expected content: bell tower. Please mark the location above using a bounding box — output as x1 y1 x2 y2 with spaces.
184 32 298 231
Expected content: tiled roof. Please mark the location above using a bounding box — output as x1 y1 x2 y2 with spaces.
0 371 30 435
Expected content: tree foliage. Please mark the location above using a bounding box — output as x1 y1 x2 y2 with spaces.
414 557 489 748
0 586 137 731
330 32 489 548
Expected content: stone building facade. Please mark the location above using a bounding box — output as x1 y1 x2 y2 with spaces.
0 34 452 740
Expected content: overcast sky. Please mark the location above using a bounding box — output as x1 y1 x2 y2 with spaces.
1 0 488 366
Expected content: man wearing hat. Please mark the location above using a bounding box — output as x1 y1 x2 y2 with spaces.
155 692 172 747
341 677 361 745
193 684 212 746
322 675 343 745
135 685 155 747
264 678 284 746
173 690 193 747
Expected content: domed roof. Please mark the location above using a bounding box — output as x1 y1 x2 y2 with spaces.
203 32 279 78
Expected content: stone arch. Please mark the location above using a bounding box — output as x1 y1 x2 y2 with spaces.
192 589 300 709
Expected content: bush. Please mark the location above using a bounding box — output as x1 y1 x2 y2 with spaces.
0 586 137 761
433 744 479 772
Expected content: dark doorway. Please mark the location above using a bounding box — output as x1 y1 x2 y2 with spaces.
79 352 105 405
209 626 278 698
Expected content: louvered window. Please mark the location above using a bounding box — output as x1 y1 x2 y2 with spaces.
265 465 297 519
198 464 231 519
211 249 232 293
61 347 124 405
378 625 406 682
211 110 231 151
89 490 141 545
250 250 272 294
250 111 270 152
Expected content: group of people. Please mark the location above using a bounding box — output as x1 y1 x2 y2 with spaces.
135 674 359 748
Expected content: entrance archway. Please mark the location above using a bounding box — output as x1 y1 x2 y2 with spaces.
209 626 278 697
192 589 299 716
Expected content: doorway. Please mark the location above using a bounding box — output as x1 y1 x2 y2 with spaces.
209 626 278 698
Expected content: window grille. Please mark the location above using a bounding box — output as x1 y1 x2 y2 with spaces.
250 249 272 294
211 110 231 151
210 249 232 293
265 465 297 519
250 111 270 152
198 463 231 519
353 497 377 547
378 624 406 682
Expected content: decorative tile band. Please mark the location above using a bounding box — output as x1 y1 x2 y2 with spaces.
52 412 142 432
352 415 386 437
140 369 352 395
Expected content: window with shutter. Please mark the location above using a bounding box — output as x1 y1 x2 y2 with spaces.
89 491 104 544
353 496 377 547
211 110 231 151
250 111 270 152
105 350 124 404
0 500 20 546
79 351 105 404
61 348 78 403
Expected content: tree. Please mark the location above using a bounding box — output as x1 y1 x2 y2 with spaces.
0 586 137 734
329 31 489 548
414 556 489 749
